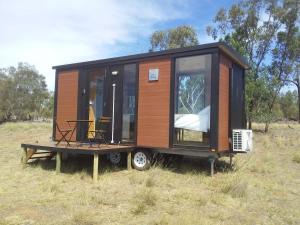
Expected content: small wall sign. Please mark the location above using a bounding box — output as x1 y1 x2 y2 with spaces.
149 68 159 81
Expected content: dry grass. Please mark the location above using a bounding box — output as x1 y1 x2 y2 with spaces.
0 121 299 225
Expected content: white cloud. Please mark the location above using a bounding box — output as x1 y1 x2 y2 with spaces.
0 0 191 90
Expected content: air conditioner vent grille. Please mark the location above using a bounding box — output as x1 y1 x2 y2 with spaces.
232 129 253 152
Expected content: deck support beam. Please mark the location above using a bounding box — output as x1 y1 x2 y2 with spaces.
56 152 62 174
127 151 132 170
93 153 99 183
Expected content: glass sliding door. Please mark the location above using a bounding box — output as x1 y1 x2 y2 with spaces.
174 54 211 145
88 68 106 138
87 65 137 143
122 64 137 142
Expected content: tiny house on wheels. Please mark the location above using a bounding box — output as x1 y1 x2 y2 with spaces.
21 42 253 179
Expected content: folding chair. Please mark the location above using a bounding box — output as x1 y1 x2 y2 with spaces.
89 116 111 147
55 122 72 146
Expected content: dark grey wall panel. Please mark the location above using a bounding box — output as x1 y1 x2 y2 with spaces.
230 63 246 130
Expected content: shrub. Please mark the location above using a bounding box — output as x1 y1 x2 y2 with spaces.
221 179 248 198
131 188 157 215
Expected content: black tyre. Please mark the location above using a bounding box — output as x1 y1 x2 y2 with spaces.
132 149 152 171
109 152 126 166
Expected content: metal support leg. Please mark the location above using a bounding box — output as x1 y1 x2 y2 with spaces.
209 157 215 177
127 152 132 170
93 154 99 183
229 154 233 167
56 152 62 174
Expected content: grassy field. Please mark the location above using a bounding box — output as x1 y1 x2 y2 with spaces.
0 122 299 225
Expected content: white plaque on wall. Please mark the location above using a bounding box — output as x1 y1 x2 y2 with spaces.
148 68 159 81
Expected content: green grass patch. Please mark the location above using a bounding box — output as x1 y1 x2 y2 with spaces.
292 154 300 164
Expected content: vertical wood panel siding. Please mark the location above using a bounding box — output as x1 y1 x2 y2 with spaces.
55 70 79 141
218 54 231 151
137 59 171 148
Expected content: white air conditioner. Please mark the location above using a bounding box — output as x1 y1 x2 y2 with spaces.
232 129 253 152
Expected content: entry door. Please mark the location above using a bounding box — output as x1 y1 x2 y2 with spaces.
88 66 123 143
88 68 109 139
87 65 137 144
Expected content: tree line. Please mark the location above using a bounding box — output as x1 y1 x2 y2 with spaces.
0 63 53 123
0 0 298 132
0 60 297 125
150 0 299 132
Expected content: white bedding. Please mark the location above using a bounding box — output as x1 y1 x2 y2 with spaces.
174 106 210 132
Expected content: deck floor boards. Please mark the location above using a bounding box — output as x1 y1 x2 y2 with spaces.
21 141 135 155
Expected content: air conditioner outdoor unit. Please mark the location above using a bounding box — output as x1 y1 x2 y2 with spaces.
232 129 253 152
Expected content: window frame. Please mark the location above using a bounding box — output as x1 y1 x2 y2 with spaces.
169 50 219 149
121 63 138 142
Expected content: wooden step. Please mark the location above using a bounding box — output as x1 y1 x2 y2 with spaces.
23 149 55 163
30 153 54 159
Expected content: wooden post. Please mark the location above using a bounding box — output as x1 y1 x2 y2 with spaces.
56 152 62 174
127 151 132 170
22 147 27 164
93 153 99 183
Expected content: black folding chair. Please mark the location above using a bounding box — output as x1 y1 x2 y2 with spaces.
55 122 72 146
89 116 111 147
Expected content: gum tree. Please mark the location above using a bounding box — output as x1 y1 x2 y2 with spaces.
264 0 299 131
150 25 199 51
206 0 297 130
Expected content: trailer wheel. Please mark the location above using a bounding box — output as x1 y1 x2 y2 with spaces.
109 152 122 165
132 150 151 171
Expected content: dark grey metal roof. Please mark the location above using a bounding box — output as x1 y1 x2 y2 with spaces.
52 42 250 70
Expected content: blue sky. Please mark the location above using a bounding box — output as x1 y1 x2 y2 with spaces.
0 0 240 91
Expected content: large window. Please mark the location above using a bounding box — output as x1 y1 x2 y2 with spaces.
174 54 211 145
122 64 137 141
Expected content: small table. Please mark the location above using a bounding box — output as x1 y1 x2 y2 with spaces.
66 120 94 143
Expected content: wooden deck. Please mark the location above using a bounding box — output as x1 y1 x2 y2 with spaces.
21 141 135 182
21 141 135 155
